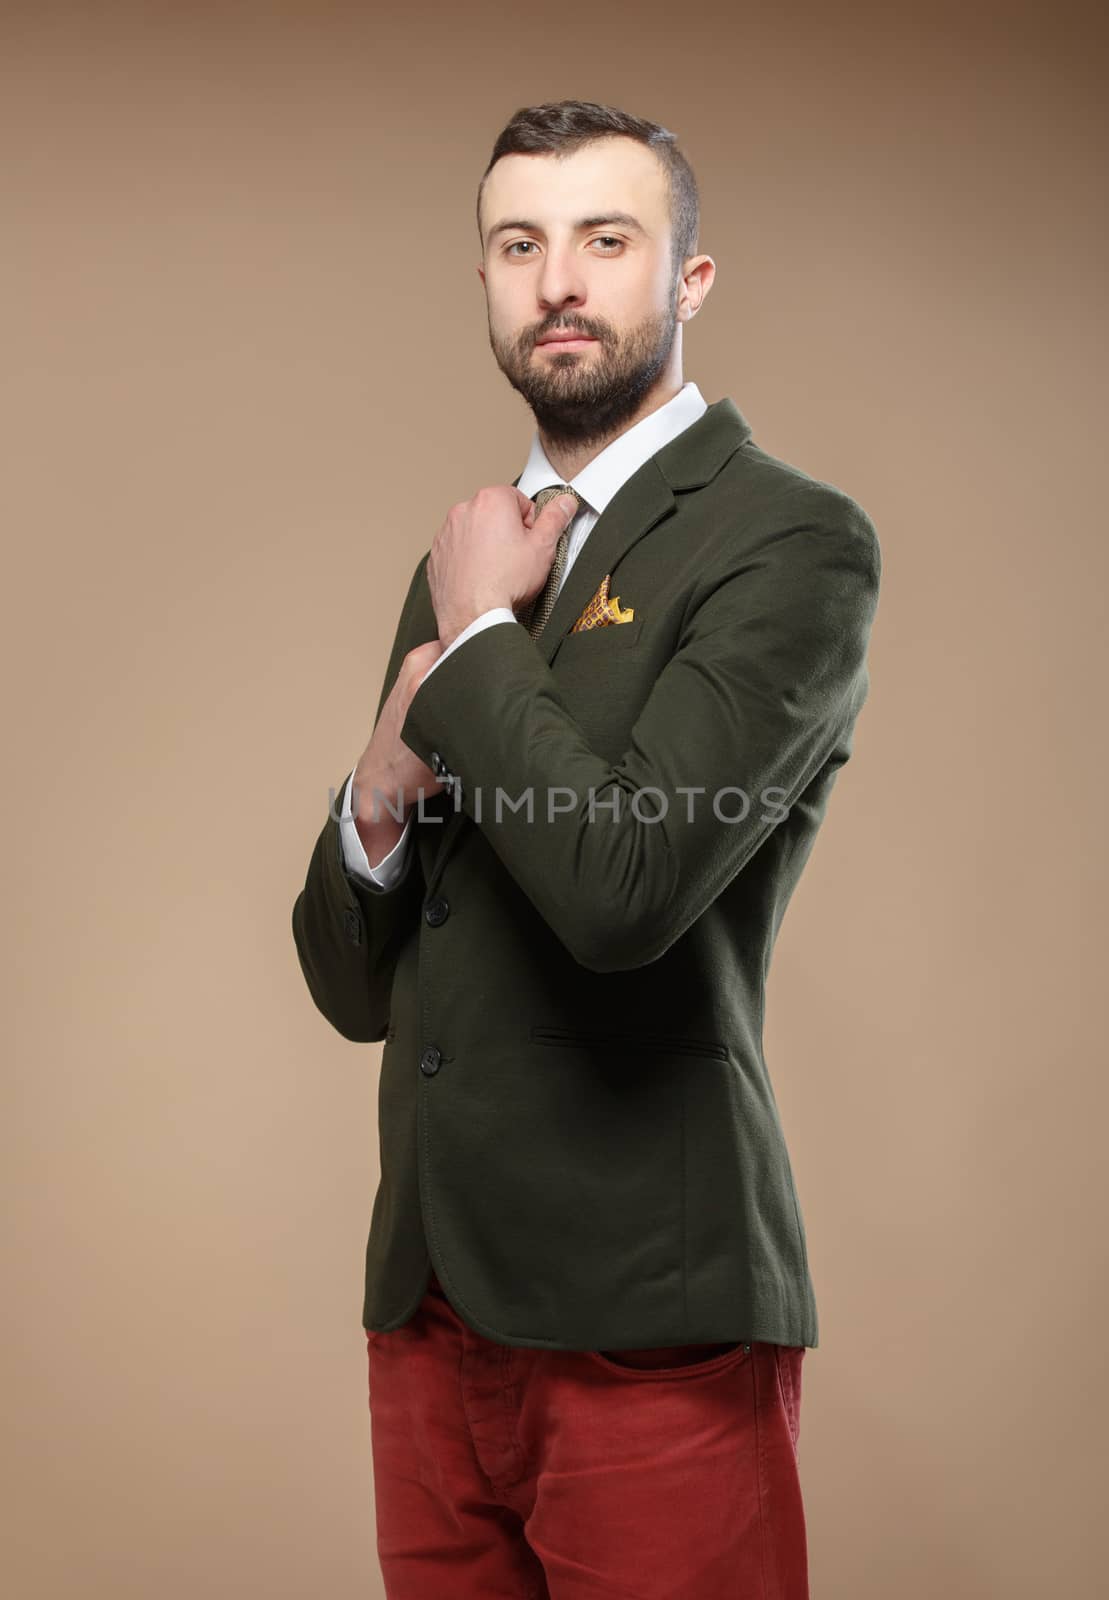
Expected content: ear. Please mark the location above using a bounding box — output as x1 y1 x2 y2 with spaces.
677 255 715 321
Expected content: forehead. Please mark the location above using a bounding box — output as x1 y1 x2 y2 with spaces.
480 137 669 243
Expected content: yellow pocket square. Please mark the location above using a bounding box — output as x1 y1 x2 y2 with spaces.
569 574 635 633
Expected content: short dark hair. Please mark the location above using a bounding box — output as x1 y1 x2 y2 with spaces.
476 99 699 282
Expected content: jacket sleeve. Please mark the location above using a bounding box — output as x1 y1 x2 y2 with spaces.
291 553 430 1040
398 490 881 973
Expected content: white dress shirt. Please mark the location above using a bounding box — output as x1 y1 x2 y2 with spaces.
341 380 709 891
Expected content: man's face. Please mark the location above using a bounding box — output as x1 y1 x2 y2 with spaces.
478 137 684 448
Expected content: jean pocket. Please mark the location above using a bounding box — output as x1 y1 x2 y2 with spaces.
586 1340 751 1381
774 1344 804 1452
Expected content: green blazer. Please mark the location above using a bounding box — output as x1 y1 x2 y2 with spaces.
292 397 881 1351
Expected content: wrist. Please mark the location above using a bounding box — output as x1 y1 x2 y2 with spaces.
351 759 406 827
439 599 508 650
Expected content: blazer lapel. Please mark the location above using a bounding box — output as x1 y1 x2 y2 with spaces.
421 398 753 887
535 463 676 667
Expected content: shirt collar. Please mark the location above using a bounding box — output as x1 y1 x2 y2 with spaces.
516 381 708 515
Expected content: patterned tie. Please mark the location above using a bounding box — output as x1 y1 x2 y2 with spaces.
521 483 582 639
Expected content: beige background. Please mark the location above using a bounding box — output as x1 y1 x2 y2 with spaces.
2 1 1105 1595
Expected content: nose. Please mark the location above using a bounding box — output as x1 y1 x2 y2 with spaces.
536 242 587 315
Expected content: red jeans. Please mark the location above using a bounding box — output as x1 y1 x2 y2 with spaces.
365 1268 808 1598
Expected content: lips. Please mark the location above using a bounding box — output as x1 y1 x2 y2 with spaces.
536 331 596 346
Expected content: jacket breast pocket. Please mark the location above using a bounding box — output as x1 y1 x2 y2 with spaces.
556 617 644 657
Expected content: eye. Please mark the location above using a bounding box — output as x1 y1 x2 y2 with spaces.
504 236 625 258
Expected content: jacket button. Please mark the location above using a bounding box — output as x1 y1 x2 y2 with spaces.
424 896 449 927
419 1045 442 1076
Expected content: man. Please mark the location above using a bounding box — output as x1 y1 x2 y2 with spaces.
292 99 881 1600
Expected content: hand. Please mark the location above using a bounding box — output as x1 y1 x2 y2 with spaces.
428 485 579 646
351 640 446 862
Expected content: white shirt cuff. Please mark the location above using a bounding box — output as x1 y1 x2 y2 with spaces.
339 770 413 892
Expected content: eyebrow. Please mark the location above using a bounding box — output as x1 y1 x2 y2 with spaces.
485 212 648 245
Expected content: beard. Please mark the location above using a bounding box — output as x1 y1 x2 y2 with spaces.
487 286 681 452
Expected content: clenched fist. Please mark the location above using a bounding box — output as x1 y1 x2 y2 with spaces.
427 485 579 646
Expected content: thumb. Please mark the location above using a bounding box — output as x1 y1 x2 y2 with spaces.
534 493 579 540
